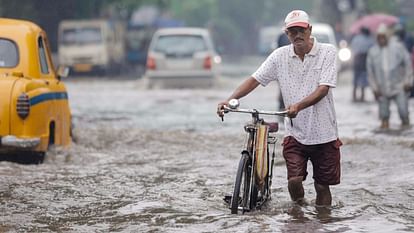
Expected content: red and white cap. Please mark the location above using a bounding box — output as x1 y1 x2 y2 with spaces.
284 10 310 29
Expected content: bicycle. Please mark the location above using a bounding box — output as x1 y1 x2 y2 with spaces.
221 99 288 214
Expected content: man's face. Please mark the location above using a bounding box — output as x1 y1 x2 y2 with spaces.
285 25 312 49
377 34 387 47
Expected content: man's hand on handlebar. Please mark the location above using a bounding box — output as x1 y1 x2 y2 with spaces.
286 104 299 127
217 101 229 121
286 104 300 118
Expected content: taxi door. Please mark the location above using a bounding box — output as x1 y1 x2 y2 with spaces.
37 33 71 147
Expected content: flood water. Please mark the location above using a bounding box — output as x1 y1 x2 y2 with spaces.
1 59 414 232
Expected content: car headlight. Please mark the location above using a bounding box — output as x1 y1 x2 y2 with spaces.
338 47 351 62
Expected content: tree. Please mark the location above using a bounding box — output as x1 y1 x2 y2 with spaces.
365 0 397 14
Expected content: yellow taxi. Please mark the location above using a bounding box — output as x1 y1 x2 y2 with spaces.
0 18 72 163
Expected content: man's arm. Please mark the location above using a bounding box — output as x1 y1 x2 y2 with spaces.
217 77 260 117
286 85 330 118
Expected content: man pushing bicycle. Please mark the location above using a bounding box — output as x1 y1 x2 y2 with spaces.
217 10 342 209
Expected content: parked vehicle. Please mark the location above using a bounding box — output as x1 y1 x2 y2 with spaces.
312 23 338 47
144 27 221 88
0 18 71 163
58 19 125 75
312 23 351 70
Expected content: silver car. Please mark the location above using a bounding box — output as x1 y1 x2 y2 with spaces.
144 27 221 88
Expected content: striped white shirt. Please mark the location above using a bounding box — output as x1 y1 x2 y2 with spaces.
252 38 339 145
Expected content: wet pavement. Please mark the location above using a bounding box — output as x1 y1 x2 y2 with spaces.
1 58 414 232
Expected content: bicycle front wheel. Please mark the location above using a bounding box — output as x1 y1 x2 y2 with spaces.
230 152 251 214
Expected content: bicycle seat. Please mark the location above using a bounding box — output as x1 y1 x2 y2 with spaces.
264 122 279 133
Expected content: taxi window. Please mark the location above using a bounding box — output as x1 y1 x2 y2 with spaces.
38 37 49 74
0 39 18 67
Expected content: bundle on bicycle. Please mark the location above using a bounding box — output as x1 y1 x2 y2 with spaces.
221 99 287 214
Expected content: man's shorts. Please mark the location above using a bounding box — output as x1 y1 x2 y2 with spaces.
282 136 342 185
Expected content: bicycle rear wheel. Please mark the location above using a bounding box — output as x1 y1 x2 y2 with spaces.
230 152 251 214
249 171 258 210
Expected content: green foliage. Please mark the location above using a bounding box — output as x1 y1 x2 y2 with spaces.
405 20 414 33
0 0 42 20
365 0 397 14
167 0 218 27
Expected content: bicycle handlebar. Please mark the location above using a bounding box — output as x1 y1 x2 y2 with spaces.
223 105 288 117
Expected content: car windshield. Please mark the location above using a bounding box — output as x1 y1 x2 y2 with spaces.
0 39 18 67
61 27 102 45
153 35 207 55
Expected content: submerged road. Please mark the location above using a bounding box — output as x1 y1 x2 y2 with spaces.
1 57 414 232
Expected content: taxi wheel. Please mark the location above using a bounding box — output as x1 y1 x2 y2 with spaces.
26 151 45 164
13 151 45 164
34 152 45 164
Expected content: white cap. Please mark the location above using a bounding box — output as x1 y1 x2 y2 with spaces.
377 23 388 35
284 10 310 29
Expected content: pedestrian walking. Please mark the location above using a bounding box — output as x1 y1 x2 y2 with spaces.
217 10 342 208
367 24 413 129
350 27 375 102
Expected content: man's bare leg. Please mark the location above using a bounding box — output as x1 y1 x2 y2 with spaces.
314 182 331 206
288 176 305 204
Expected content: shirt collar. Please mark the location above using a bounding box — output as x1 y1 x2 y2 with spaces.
289 37 319 57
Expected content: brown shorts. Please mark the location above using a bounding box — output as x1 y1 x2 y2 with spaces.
282 136 342 185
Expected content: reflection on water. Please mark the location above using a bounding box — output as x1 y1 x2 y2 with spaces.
0 78 413 232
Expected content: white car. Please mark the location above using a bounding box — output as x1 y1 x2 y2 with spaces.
144 27 221 88
312 23 351 70
312 23 338 46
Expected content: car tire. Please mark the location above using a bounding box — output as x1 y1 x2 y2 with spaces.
6 151 45 164
35 152 45 164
